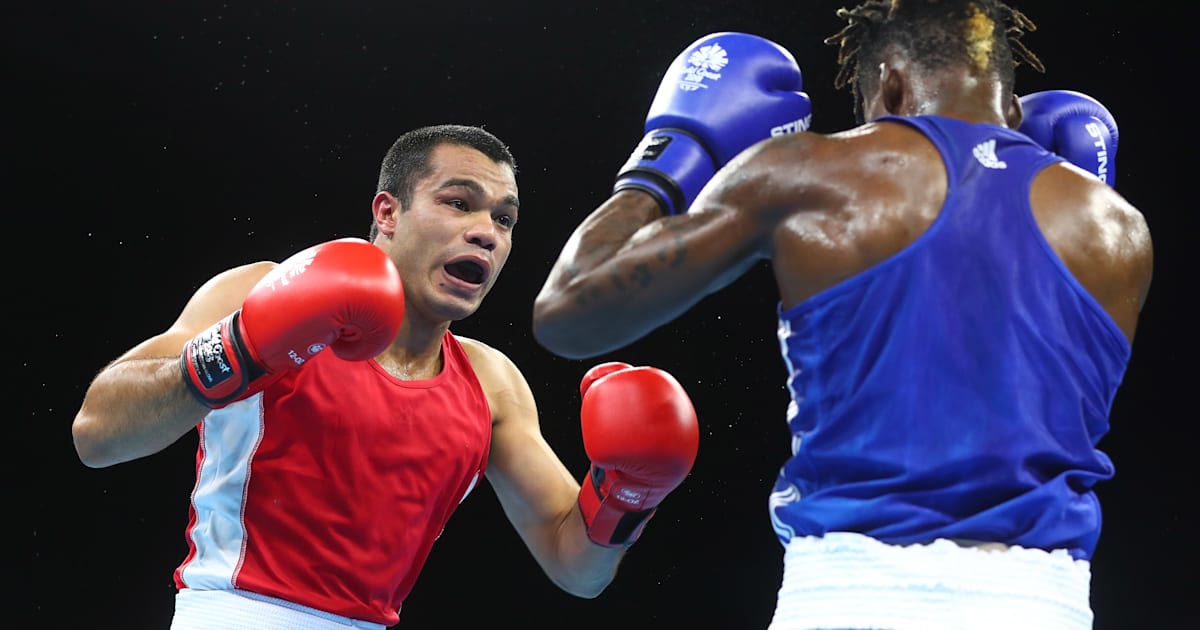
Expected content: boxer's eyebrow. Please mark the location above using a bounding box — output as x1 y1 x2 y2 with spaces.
438 177 519 209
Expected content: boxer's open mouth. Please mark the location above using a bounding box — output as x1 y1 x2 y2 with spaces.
445 260 485 285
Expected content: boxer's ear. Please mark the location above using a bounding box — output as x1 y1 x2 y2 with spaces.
874 53 915 117
1005 93 1024 129
372 191 400 241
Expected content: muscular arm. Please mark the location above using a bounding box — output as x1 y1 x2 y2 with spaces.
533 172 774 359
71 262 276 468
533 126 952 359
463 339 622 598
1030 164 1154 344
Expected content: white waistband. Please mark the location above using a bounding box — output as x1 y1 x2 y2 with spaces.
768 532 1093 630
171 588 387 630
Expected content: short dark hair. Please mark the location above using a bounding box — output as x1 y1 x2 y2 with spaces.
369 124 517 241
824 0 1044 122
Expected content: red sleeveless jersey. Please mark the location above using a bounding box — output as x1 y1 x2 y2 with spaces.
173 332 492 625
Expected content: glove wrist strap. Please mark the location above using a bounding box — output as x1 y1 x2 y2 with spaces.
180 311 265 409
578 466 657 548
613 129 716 215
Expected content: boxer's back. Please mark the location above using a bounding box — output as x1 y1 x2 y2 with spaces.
765 116 1149 344
766 114 1133 555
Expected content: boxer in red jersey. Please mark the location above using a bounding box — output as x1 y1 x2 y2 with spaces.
72 125 700 629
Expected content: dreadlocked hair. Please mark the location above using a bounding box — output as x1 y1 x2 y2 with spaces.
824 0 1044 119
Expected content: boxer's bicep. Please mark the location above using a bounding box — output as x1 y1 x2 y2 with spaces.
487 388 578 534
464 340 578 537
73 261 279 468
112 261 278 364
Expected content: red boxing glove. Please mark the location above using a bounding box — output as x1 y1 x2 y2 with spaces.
577 363 699 547
579 361 634 398
181 238 406 407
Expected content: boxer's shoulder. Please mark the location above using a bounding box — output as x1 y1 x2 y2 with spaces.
454 334 529 398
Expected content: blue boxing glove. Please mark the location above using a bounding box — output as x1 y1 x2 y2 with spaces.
1018 90 1119 187
614 32 813 215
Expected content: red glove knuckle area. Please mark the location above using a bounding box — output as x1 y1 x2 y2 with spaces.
577 363 700 548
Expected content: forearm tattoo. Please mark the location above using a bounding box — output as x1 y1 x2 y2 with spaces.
606 219 689 296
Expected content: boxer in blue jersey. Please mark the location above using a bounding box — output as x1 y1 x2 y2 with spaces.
532 1 1151 628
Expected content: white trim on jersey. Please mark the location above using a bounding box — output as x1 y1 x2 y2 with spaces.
178 396 265 589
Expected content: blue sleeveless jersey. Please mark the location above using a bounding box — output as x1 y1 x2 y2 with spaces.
770 115 1130 560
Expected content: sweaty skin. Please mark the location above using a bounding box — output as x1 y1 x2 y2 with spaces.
533 62 1151 358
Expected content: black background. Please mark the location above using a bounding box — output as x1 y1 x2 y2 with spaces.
12 1 1193 628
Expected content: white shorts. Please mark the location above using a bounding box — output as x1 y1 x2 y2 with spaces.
768 532 1093 630
171 588 386 630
